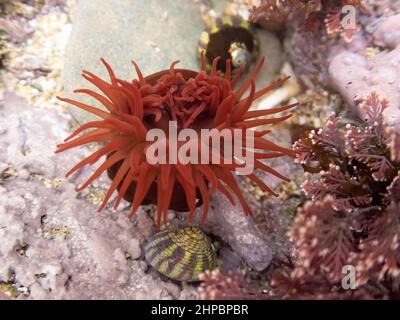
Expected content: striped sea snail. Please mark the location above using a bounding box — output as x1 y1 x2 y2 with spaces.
144 226 217 282
198 15 259 74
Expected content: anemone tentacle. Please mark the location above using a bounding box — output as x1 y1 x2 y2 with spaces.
56 54 297 228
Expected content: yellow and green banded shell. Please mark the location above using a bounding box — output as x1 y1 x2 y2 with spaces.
198 15 258 73
144 227 217 282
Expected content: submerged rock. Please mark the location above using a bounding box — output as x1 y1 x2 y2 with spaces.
63 0 204 124
329 14 400 131
205 193 274 272
62 0 283 124
251 28 284 93
286 6 400 132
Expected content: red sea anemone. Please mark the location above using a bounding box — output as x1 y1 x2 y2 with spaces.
56 54 297 228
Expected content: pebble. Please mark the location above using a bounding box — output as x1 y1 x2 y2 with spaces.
127 238 142 260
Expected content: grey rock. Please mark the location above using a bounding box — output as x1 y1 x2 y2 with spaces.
204 193 273 271
252 28 284 90
62 0 283 124
63 0 204 124
218 246 243 273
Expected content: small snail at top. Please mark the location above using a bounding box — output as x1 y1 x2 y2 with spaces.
198 15 259 75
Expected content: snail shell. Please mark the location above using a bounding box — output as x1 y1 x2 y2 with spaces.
198 15 259 74
144 226 217 282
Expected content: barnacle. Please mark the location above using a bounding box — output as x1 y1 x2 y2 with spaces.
56 54 296 227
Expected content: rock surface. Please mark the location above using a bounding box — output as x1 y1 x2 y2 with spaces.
286 5 400 132
328 14 400 131
206 193 274 271
0 92 197 300
252 28 284 91
62 0 283 124
63 0 204 124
